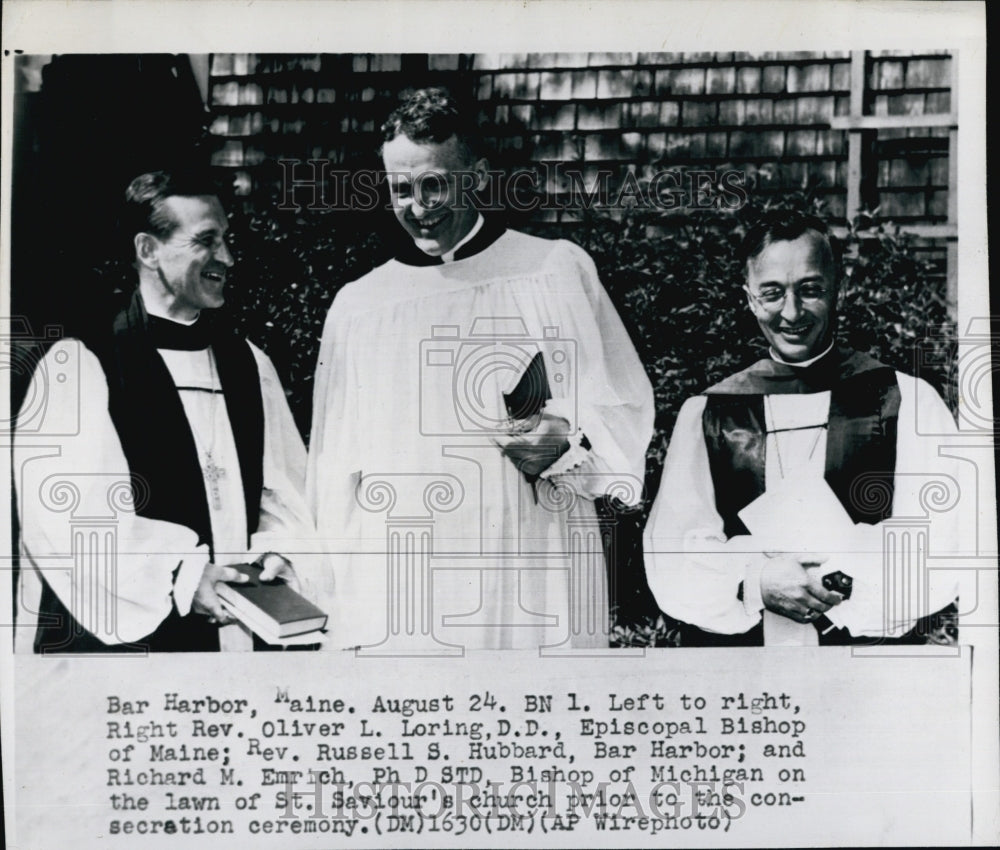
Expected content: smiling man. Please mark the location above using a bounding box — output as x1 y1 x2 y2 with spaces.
14 170 317 652
643 209 961 647
308 88 654 650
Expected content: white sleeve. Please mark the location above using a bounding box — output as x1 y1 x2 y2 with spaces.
247 344 330 603
823 373 965 636
14 340 209 646
643 395 769 634
306 295 346 517
538 244 655 506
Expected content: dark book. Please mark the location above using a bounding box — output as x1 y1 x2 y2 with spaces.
217 563 328 639
503 351 551 420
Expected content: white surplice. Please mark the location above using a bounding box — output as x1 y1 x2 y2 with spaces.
308 229 655 650
14 325 320 652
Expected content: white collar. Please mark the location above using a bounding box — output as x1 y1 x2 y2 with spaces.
441 214 485 263
144 300 200 326
769 341 835 369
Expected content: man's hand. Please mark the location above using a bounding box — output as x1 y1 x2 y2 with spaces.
192 563 249 624
257 552 301 593
760 555 844 624
494 412 572 478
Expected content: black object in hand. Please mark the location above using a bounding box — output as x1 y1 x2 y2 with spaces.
503 351 551 420
822 570 853 600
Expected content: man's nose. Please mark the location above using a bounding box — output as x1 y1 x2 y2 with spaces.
215 239 234 267
408 195 429 218
779 289 803 321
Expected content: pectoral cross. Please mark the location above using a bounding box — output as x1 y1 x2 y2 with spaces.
203 452 226 511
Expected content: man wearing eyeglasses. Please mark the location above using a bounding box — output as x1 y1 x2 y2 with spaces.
643 209 962 646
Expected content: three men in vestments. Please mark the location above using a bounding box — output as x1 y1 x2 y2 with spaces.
17 119 961 655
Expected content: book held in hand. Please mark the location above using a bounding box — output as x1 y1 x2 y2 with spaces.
503 350 551 424
216 563 328 641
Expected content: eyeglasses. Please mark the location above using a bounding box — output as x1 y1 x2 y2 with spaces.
747 283 831 311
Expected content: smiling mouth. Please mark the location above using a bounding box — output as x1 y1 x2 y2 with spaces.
202 270 226 283
779 324 812 336
412 213 448 233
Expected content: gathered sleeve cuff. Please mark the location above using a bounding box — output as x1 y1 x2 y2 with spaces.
173 550 206 616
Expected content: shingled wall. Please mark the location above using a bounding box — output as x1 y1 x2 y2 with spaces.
207 50 953 232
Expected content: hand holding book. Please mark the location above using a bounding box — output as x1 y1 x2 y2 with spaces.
494 351 571 479
216 562 328 643
255 551 300 593
193 562 250 625
494 412 572 478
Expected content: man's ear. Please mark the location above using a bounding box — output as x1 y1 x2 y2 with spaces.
743 284 756 313
473 157 490 191
134 233 159 270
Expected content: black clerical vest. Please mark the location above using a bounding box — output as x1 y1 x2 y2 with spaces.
701 350 901 539
34 292 265 653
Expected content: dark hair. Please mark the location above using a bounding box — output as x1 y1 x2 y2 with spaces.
738 209 836 275
123 170 220 245
379 87 480 160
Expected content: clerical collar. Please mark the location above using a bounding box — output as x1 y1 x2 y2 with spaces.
144 303 213 350
441 214 485 263
705 346 893 396
769 341 835 369
394 214 506 266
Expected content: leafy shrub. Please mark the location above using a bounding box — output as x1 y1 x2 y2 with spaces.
609 607 681 648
